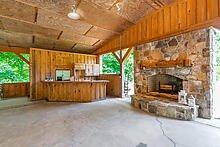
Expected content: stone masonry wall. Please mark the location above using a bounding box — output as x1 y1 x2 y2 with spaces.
134 28 214 118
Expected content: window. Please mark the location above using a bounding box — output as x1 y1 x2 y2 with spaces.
56 69 71 81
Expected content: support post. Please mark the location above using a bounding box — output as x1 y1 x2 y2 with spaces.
111 48 133 98
119 49 125 98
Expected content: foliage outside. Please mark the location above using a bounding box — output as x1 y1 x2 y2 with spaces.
0 52 29 83
216 32 220 81
101 49 134 82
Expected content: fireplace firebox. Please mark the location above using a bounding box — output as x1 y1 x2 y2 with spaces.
147 74 183 95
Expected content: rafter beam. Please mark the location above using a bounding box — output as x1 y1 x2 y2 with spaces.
0 45 30 54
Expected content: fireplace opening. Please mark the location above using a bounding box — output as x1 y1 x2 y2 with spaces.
147 74 183 95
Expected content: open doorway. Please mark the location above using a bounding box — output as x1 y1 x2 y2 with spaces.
0 52 30 105
100 48 134 98
123 49 134 97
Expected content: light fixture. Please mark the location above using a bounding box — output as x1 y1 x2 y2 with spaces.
116 3 121 11
68 4 80 20
115 0 125 12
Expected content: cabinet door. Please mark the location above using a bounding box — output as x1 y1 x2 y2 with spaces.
93 64 100 76
85 64 93 76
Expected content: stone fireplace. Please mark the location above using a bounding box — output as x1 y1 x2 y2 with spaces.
132 28 215 120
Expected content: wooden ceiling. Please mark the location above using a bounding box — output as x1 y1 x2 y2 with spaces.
0 0 173 54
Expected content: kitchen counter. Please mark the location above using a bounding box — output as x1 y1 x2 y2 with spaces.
42 80 109 102
42 80 109 83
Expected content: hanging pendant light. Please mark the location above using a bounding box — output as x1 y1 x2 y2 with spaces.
68 4 80 20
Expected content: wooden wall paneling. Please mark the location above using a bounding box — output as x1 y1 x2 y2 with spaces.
95 0 220 55
207 0 219 20
30 49 33 99
178 1 187 29
158 10 164 36
128 28 132 47
99 74 122 97
137 22 142 42
140 20 145 41
41 50 46 98
187 0 197 26
171 3 179 31
144 19 148 41
163 6 171 34
35 50 40 99
125 30 129 48
129 27 133 46
151 12 158 38
30 48 97 100
2 83 30 98
135 25 139 45
146 18 152 39
196 0 207 23
219 0 220 16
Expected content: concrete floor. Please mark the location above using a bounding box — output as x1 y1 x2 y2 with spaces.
0 98 220 147
0 97 39 110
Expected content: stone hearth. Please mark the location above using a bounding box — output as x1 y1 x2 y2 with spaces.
133 28 214 119
131 94 198 120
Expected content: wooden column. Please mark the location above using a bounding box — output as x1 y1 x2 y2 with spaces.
112 47 133 98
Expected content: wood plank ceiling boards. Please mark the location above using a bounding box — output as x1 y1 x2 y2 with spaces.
0 0 173 54
95 0 220 54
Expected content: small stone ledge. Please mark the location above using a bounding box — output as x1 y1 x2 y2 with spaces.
131 94 198 121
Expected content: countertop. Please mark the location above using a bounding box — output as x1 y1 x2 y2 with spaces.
42 80 109 83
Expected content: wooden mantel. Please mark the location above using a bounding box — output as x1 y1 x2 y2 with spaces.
141 59 192 69
94 0 220 54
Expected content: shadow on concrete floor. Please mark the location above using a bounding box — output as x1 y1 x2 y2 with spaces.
0 97 40 110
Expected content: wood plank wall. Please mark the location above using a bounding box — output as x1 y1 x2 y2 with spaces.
95 0 220 54
99 74 122 97
2 82 30 98
30 48 97 100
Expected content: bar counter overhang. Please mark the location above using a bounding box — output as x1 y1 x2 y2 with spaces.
42 80 109 102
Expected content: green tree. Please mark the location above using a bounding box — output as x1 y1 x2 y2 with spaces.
0 52 29 83
101 50 134 82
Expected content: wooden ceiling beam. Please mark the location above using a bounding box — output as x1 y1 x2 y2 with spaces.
109 0 122 10
0 15 104 47
34 7 38 23
92 40 101 46
57 31 63 40
0 45 30 54
32 35 35 44
152 0 163 8
145 0 158 10
84 26 94 35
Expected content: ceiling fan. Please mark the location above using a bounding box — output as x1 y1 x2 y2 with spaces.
68 0 80 20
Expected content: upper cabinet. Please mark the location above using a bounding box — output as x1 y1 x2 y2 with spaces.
93 64 100 76
74 63 100 76
85 64 93 76
74 63 86 70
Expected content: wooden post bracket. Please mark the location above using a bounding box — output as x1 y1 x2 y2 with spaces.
14 52 30 65
122 48 132 63
112 51 121 63
112 48 133 64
